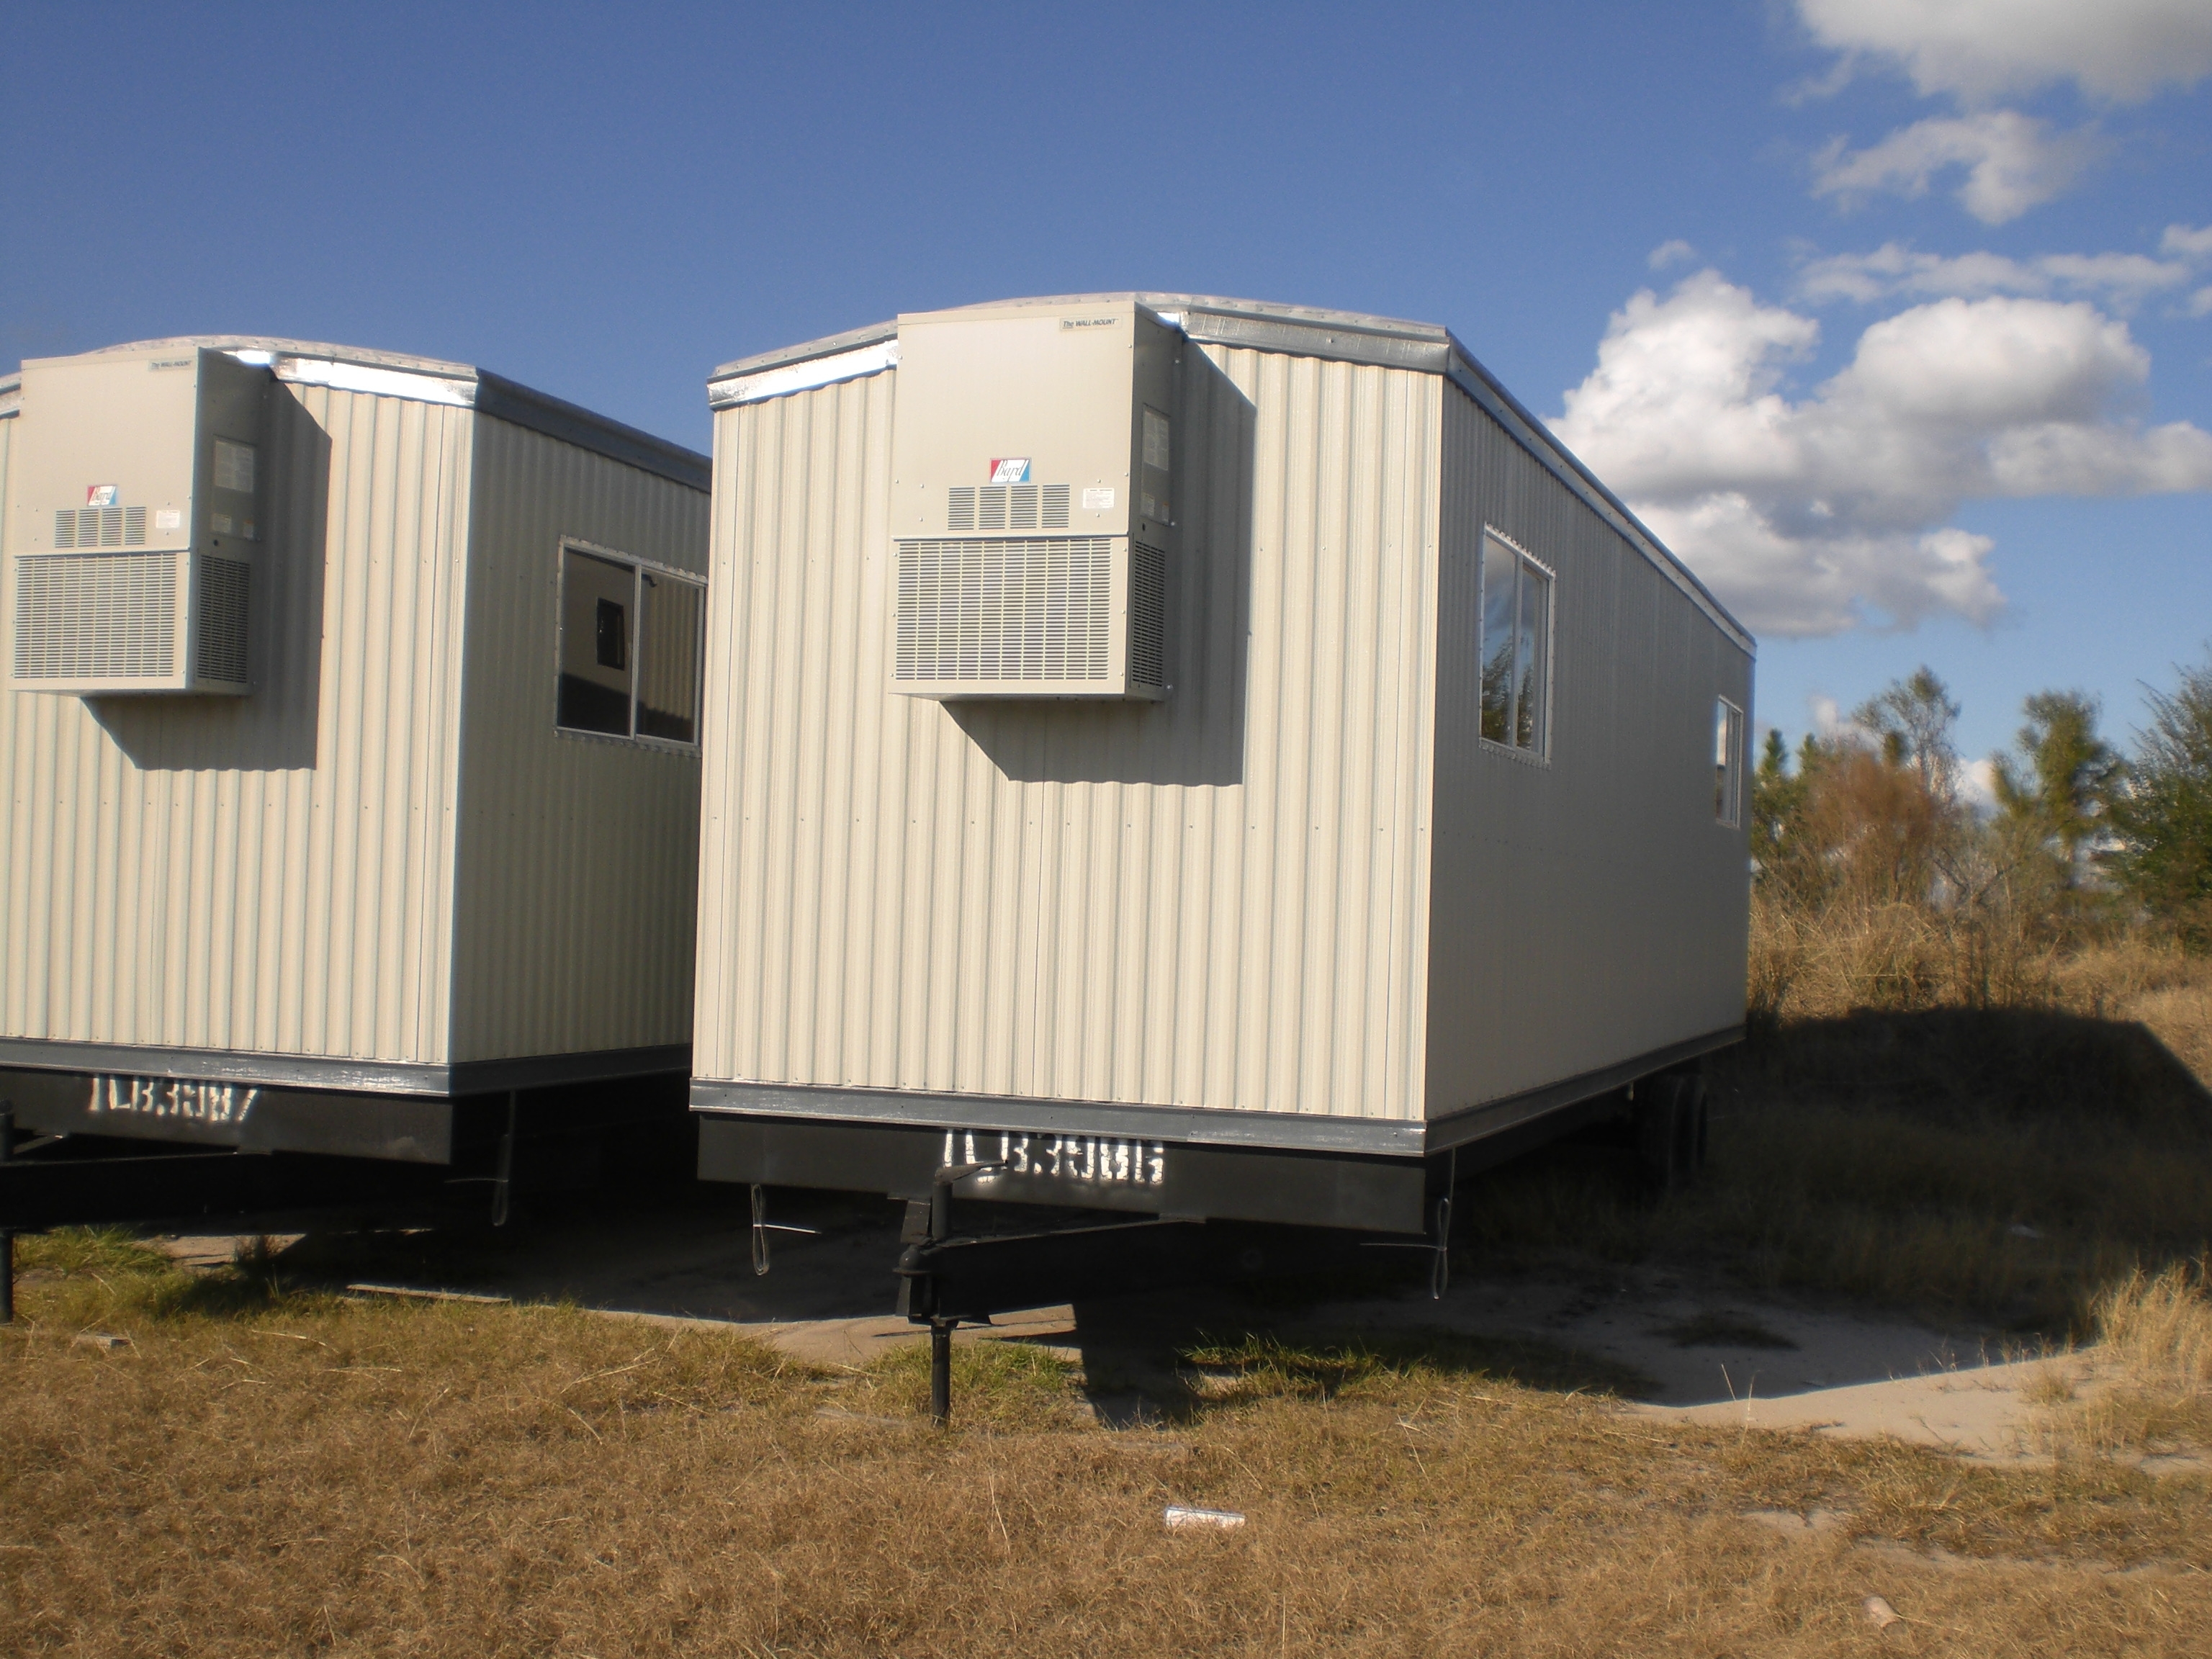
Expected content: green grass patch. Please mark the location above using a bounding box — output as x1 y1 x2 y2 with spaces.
1178 1328 1655 1405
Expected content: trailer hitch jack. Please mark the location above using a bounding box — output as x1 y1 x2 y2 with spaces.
893 1161 1004 1426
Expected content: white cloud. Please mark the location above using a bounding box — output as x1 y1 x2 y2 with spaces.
1797 0 2212 104
1648 239 1696 271
1811 112 2104 224
1960 756 2002 814
1552 272 2212 637
1795 243 2192 310
2164 224 2212 260
2190 287 2212 320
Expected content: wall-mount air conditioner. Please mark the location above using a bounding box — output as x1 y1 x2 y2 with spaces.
8 346 269 696
886 298 1177 701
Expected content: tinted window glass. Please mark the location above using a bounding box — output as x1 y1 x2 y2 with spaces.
1715 698 1743 824
637 572 704 744
1480 541 1518 745
1516 562 1550 751
1479 534 1551 756
558 548 634 736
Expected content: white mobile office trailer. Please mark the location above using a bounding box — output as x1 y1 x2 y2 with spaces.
691 295 1753 1236
0 338 709 1190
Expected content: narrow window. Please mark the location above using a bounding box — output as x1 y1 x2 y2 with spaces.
557 542 706 747
635 571 704 744
559 548 636 736
1479 532 1552 757
1714 698 1744 826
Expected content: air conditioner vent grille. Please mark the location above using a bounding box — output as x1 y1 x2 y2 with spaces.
194 556 251 683
50 506 148 549
895 537 1111 684
12 552 178 680
1128 540 1166 689
946 484 1071 534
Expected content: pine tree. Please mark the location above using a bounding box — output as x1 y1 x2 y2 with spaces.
2110 658 2212 946
1991 691 2123 886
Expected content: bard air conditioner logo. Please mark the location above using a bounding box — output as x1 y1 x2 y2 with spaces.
86 485 118 508
988 457 1030 485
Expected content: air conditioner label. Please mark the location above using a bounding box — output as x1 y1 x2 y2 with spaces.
86 485 118 508
154 509 182 531
988 457 1030 484
1082 486 1115 511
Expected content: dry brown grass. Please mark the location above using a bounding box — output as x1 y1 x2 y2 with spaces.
1750 891 2212 1047
5 1245 2212 1658
2031 1262 2212 1460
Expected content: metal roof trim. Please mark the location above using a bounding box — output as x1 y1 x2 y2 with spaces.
709 318 899 386
709 293 1451 387
474 372 709 491
41 337 708 493
709 337 899 409
0 371 17 417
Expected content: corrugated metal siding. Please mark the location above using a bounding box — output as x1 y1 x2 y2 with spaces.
1426 385 1751 1115
446 415 708 1063
0 383 471 1062
694 346 1440 1122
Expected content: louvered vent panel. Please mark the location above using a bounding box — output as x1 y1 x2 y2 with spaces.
194 555 251 683
48 506 148 549
946 485 1069 534
12 553 178 680
894 537 1111 683
1128 540 1166 688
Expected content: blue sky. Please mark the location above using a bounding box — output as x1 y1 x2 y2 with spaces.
6 1 2207 777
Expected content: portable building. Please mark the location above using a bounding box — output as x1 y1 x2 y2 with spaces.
692 295 1753 1237
0 337 709 1190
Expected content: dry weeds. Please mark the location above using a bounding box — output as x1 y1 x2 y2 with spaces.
4 1244 2211 1658
2030 1263 2212 1461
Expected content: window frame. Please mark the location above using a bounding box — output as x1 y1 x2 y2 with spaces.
554 536 706 753
1477 527 1555 763
1714 696 1745 828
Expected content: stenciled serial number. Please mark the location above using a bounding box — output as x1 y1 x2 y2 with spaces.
88 1075 259 1125
940 1130 1166 1188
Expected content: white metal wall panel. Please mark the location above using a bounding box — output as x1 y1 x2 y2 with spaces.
695 346 1442 1122
446 415 708 1062
1426 386 1751 1115
0 383 471 1062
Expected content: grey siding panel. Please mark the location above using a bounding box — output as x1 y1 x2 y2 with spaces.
0 384 470 1064
1426 386 1750 1116
445 415 708 1064
694 348 1440 1123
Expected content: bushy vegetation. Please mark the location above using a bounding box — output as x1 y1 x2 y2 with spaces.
1750 654 2212 1021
